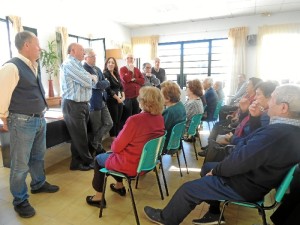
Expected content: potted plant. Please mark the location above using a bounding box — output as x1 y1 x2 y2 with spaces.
40 40 59 97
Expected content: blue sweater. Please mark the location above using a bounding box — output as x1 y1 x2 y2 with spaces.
83 63 110 110
213 123 300 201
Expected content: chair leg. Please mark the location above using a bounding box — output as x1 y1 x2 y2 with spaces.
181 146 189 174
126 178 140 225
218 201 228 225
99 174 108 218
159 159 169 196
135 175 140 189
258 207 268 225
176 151 183 177
193 138 198 160
154 167 164 200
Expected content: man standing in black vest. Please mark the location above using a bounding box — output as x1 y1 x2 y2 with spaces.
0 31 59 218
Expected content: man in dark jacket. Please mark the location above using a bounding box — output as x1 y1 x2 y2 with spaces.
83 48 112 156
144 84 300 225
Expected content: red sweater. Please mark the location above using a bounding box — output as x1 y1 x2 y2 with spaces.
105 112 165 176
119 66 144 98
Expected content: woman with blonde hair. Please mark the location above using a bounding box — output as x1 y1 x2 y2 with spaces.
86 86 165 208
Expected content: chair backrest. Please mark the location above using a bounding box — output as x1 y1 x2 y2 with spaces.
166 121 186 151
137 134 166 173
274 164 298 203
213 100 223 120
187 113 203 136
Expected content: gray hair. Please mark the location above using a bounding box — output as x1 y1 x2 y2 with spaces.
84 48 94 56
204 77 213 86
273 84 300 118
15 31 35 51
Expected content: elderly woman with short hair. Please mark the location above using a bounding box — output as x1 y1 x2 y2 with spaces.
160 81 186 153
86 86 165 208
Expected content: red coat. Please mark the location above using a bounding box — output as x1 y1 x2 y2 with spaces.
119 66 144 98
105 112 164 176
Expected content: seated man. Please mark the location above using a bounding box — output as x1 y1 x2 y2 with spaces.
144 84 300 225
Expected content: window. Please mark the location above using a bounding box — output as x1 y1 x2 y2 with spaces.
260 33 300 84
68 34 106 70
0 18 10 65
158 39 229 88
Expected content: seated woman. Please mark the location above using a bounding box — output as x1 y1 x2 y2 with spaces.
86 86 165 208
160 81 186 154
215 81 278 145
183 79 204 142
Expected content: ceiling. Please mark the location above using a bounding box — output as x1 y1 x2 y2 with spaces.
3 0 300 29
110 0 300 28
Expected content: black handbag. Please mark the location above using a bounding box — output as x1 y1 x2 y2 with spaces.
203 140 235 163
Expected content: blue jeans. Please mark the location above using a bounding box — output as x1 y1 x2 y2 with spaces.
161 162 245 225
8 113 47 206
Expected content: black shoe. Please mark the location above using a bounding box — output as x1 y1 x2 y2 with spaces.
31 181 59 194
86 195 106 208
89 161 95 169
14 200 36 218
198 150 207 157
183 136 195 142
144 206 165 225
192 212 225 224
110 183 126 196
70 164 92 171
201 145 208 150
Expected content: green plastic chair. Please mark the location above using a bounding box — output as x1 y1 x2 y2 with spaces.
218 164 299 225
204 100 223 131
161 120 188 177
182 113 203 160
99 134 166 225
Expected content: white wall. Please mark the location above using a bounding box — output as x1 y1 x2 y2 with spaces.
131 11 300 78
2 9 300 95
0 11 131 96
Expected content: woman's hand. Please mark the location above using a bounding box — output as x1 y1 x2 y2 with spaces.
249 100 263 117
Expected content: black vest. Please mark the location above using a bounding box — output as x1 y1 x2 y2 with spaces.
7 57 47 114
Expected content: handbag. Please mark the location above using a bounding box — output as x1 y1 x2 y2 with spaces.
203 140 235 163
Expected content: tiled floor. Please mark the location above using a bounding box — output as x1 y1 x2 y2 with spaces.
0 125 274 225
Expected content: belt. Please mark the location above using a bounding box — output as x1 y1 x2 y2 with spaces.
21 112 45 118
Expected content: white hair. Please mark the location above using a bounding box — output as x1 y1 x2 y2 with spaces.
273 84 300 118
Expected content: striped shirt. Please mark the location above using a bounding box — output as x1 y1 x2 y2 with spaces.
60 55 94 102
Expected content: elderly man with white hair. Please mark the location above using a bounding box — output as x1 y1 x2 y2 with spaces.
202 77 219 121
144 84 300 225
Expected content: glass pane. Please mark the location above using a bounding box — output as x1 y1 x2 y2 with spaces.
0 20 10 65
91 39 105 70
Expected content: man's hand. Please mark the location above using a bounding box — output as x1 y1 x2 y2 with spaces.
206 169 213 176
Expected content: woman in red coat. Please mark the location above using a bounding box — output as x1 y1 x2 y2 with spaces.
86 86 165 208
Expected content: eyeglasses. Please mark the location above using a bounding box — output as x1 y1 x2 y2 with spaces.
87 55 96 58
145 66 151 69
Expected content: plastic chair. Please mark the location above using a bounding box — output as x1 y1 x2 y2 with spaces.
218 164 299 225
160 121 188 177
182 113 203 160
204 100 223 131
99 134 166 225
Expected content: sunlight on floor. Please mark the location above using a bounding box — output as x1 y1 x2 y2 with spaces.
168 165 202 173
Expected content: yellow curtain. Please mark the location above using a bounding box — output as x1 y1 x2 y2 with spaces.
8 15 23 33
131 36 159 59
257 23 300 79
228 27 248 95
57 27 68 61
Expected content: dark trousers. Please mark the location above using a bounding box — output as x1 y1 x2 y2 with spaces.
161 162 245 225
92 153 122 192
107 98 123 137
62 99 93 166
120 97 140 130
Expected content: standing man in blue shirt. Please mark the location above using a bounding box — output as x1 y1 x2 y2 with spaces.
60 43 98 171
83 48 112 155
0 31 59 218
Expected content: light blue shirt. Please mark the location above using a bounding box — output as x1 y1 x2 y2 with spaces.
60 55 94 102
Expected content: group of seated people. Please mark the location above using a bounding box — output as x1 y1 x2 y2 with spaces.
84 70 300 225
